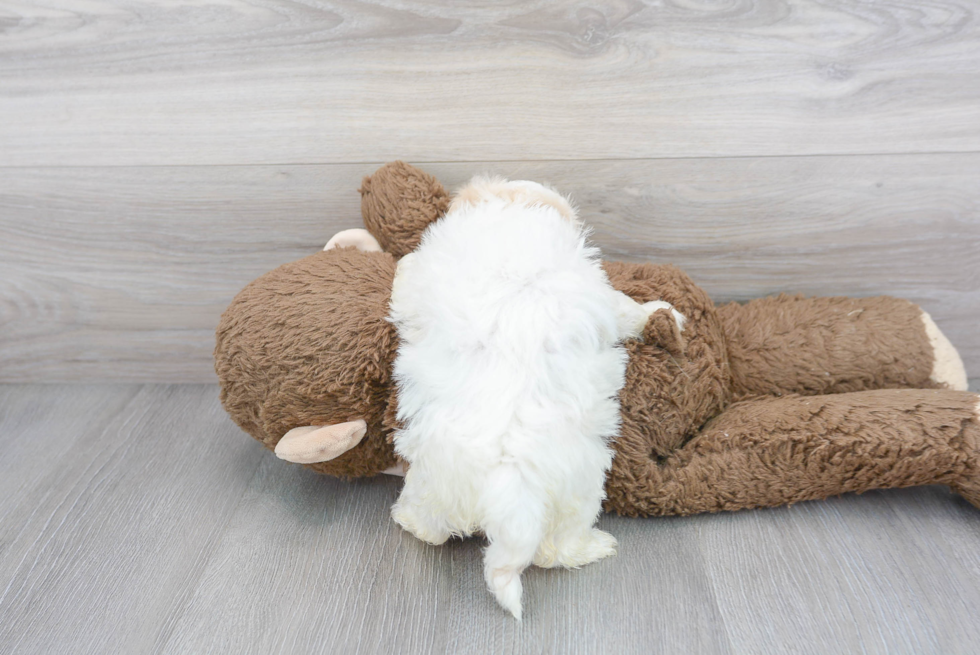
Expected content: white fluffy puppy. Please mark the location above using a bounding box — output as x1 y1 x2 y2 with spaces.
388 177 682 619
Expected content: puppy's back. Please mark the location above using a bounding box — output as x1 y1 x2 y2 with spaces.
389 199 624 513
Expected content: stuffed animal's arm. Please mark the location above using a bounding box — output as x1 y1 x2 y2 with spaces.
604 388 980 517
717 294 967 398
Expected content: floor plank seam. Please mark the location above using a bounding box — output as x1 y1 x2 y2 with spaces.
2 149 980 170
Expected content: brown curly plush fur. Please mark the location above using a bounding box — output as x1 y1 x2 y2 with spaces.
214 162 980 516
216 248 400 477
359 161 450 258
719 294 942 399
613 388 980 516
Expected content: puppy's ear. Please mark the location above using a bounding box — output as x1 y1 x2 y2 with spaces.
275 420 368 463
324 228 383 253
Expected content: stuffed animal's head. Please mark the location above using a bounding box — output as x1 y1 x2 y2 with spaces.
215 162 451 477
215 246 403 477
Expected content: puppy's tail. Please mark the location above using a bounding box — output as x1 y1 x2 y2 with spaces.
480 464 546 620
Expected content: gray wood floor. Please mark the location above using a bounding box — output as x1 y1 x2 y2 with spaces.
2 383 980 655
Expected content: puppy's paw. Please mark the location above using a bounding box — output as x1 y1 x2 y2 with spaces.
532 537 560 569
391 503 451 545
546 529 618 569
486 565 524 620
642 300 686 332
642 304 687 358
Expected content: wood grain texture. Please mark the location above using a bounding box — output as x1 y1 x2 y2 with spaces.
699 492 980 653
162 460 737 655
0 384 266 655
2 155 978 382
1 0 979 166
1 383 979 654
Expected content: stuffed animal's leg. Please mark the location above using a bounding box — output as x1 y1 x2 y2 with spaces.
718 294 967 398
479 465 547 620
604 389 980 517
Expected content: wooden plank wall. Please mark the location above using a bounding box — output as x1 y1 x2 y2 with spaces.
1 1 978 382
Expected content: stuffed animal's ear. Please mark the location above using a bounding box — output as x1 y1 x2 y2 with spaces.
360 161 450 258
324 228 383 252
275 420 368 464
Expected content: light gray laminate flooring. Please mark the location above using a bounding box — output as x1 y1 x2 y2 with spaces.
1 383 979 655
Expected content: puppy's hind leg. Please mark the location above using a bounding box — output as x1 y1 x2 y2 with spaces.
533 483 616 569
391 470 454 546
479 465 546 620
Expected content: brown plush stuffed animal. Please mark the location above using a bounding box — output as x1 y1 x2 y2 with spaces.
215 162 980 516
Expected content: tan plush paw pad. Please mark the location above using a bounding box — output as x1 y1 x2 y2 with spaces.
921 311 967 391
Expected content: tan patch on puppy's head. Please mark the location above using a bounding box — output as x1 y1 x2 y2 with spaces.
450 176 578 224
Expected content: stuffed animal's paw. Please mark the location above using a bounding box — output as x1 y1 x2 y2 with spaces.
642 303 687 358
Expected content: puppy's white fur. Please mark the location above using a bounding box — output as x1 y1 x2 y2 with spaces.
388 177 679 619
